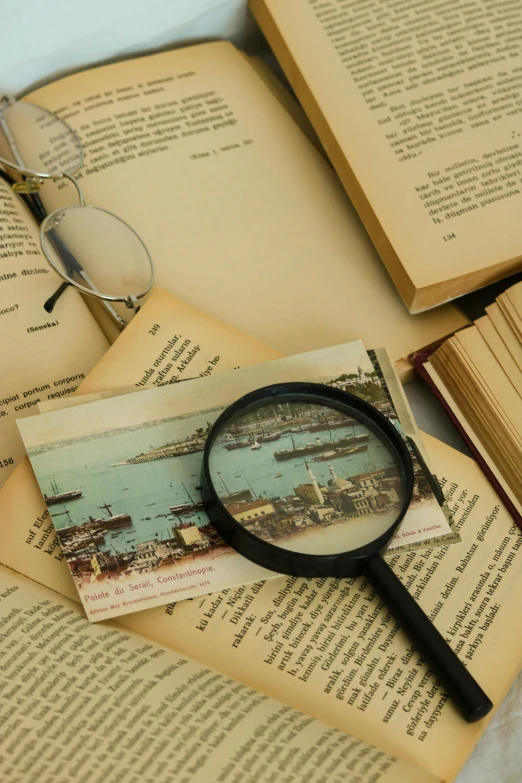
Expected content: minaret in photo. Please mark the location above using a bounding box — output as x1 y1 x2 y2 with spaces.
305 459 324 505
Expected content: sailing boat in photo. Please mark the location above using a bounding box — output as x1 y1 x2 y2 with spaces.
169 482 206 516
44 476 83 505
91 501 132 528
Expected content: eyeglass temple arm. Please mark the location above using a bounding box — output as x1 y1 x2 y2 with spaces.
44 281 69 313
77 267 128 329
0 170 69 311
3 167 126 329
1 168 130 330
0 170 71 301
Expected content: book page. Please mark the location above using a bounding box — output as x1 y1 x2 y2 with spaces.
79 286 282 394
119 434 522 783
251 0 522 310
475 315 522 398
0 178 108 488
39 284 282 411
0 567 437 783
23 41 467 368
453 327 522 440
499 291 522 343
424 361 522 519
486 302 522 374
246 55 324 154
507 281 522 330
430 337 522 501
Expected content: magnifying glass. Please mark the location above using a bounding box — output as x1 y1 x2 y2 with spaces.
202 382 492 723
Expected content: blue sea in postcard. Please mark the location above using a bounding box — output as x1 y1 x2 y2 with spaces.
29 414 394 558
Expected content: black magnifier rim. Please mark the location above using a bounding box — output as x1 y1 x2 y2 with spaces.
202 382 414 578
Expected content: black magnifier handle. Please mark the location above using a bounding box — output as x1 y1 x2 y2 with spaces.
363 554 493 723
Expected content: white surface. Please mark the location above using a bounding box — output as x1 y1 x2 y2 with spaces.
458 672 522 783
2 0 261 95
2 2 520 779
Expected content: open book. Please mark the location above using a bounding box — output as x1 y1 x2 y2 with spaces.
1 41 468 490
1 289 521 782
0 567 438 783
250 0 522 312
414 280 522 526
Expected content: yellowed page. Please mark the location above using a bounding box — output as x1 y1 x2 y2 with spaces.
507 281 522 328
424 361 522 517
499 291 522 343
251 0 522 311
23 41 466 366
38 385 144 412
486 301 522 373
246 54 324 154
475 315 522 397
0 567 438 783
119 434 522 782
39 285 282 412
79 286 282 394
453 327 522 442
0 178 108 488
430 339 522 501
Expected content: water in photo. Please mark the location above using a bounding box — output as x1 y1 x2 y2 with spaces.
25 409 276 621
209 400 405 554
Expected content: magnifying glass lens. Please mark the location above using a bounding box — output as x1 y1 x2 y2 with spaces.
208 399 407 555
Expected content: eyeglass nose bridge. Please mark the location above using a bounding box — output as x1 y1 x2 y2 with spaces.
62 172 85 206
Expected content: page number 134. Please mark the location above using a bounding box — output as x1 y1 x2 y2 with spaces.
443 233 456 242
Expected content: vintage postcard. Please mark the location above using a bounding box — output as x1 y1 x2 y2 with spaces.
18 342 458 622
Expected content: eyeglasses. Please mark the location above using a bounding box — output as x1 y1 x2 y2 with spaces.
0 96 154 329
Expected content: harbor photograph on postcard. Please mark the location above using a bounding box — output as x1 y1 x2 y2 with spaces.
18 342 456 621
21 408 278 622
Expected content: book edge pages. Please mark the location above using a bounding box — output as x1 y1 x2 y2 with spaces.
424 361 522 517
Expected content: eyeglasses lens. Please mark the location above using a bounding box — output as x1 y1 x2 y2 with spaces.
41 206 153 301
1 101 83 176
